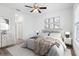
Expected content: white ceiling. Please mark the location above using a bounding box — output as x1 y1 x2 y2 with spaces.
0 3 73 14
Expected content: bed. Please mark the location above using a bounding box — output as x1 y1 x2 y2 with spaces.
22 32 67 56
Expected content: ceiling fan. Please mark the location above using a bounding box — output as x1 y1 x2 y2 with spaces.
25 3 47 13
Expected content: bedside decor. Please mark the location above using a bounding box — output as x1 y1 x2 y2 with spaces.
64 32 72 45
65 32 70 38
36 31 39 35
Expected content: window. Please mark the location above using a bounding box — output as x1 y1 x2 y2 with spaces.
76 22 79 42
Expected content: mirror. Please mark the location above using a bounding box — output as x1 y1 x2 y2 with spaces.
0 17 9 24
4 19 9 24
0 17 9 31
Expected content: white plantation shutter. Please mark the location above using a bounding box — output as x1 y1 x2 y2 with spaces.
76 22 79 42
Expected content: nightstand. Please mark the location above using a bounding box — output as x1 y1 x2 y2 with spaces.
64 37 72 45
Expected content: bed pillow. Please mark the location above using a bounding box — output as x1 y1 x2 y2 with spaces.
21 40 27 48
50 33 62 38
21 39 35 50
39 32 49 37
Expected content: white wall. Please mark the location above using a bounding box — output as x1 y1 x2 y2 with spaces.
0 5 16 45
31 8 73 35
15 12 36 40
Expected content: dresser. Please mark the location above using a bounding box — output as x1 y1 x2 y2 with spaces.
0 31 15 48
64 37 72 45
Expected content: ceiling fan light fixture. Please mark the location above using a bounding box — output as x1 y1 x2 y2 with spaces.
33 9 38 13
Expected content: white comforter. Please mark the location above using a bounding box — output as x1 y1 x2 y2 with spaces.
26 36 66 56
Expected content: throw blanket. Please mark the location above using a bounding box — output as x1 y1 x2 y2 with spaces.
33 36 60 56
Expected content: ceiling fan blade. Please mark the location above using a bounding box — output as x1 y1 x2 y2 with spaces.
38 9 41 13
25 5 32 8
30 9 35 12
30 10 34 12
39 7 47 9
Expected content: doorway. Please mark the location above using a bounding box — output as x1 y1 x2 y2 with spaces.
15 13 24 44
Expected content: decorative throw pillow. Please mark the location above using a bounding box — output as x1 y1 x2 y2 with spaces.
21 41 27 48
21 39 35 50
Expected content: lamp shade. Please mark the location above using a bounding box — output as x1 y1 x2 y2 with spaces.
0 23 9 30
65 32 70 38
33 9 38 13
65 32 70 35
